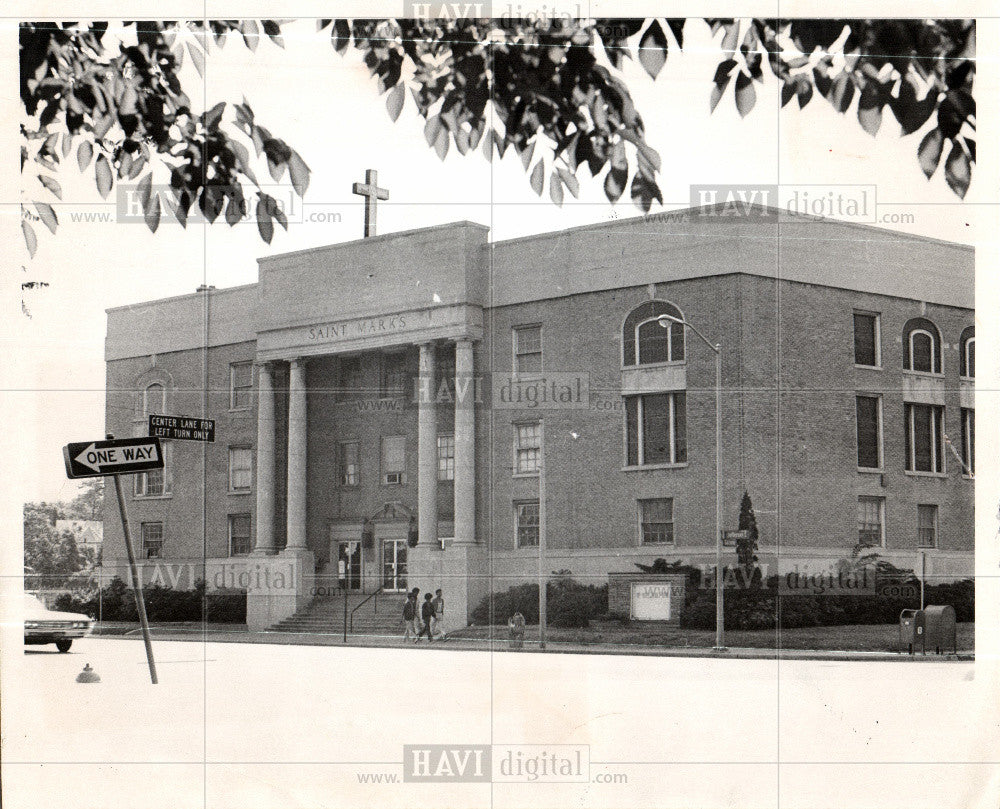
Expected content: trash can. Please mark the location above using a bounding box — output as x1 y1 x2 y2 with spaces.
898 609 925 654
923 605 957 655
508 612 526 650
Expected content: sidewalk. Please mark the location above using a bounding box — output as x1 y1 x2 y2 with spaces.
93 622 973 662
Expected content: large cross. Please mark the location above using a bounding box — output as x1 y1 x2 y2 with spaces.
352 169 389 238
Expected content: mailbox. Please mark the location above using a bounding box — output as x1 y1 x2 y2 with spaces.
923 605 957 655
898 609 925 654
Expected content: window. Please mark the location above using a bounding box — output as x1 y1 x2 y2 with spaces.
856 395 882 470
639 498 674 545
135 443 171 497
437 435 455 481
380 352 408 397
623 300 685 366
141 522 164 559
902 318 942 374
917 504 938 548
381 435 406 484
857 497 885 548
905 403 945 473
229 514 251 556
229 447 252 492
142 382 165 417
230 362 253 409
853 312 880 367
515 501 540 547
340 441 359 486
961 408 974 475
339 356 363 399
514 422 542 474
960 326 975 379
513 325 542 375
625 392 687 466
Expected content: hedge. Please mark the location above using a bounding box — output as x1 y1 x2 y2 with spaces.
53 577 246 623
471 575 608 628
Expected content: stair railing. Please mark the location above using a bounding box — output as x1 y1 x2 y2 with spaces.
349 586 382 633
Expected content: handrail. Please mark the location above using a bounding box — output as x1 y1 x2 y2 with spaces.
349 587 382 633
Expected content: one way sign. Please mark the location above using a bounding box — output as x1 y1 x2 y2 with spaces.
63 437 164 479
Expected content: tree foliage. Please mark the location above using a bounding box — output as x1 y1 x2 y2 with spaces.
20 17 975 261
24 502 97 590
736 490 760 584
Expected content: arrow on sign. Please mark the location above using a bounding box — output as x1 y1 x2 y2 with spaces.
74 442 159 473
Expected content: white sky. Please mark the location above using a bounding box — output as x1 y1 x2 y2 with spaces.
6 17 986 502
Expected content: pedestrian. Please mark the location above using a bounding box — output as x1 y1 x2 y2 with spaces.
431 588 445 639
402 593 418 642
417 593 435 642
410 587 422 634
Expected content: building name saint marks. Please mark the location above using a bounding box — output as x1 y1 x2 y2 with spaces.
308 315 408 342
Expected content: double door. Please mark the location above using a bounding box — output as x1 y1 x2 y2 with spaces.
381 539 408 592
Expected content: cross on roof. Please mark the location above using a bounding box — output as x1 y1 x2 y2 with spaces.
352 169 389 238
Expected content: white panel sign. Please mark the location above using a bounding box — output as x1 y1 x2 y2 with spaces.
630 582 673 621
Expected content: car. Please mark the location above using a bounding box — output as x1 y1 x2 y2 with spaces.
23 593 94 652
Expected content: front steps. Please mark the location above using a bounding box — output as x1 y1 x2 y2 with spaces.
269 590 408 638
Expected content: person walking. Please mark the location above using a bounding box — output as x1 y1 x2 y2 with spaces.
431 589 445 639
417 593 435 642
410 587 422 635
402 593 418 642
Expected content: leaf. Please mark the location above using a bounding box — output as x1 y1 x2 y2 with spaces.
145 192 161 233
944 142 971 198
529 161 545 196
60 133 72 159
262 20 284 48
187 41 205 78
93 114 113 140
735 72 756 117
137 173 153 209
332 20 351 54
256 197 274 243
127 155 147 180
667 19 685 48
433 128 449 161
39 175 62 200
857 85 883 136
34 201 58 234
556 167 580 198
22 219 38 258
830 74 855 114
424 114 442 147
604 165 627 203
519 140 535 172
241 20 259 52
710 83 726 113
780 82 795 108
203 102 226 130
225 193 243 226
481 128 494 162
95 154 113 198
620 131 662 172
288 150 310 197
386 82 405 122
638 19 668 79
549 171 564 207
631 173 663 213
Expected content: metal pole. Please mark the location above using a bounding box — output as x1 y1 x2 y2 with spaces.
919 551 926 610
714 346 724 651
111 467 158 684
343 587 348 642
538 423 547 650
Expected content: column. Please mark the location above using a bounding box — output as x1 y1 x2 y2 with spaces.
417 343 438 549
253 362 276 554
453 339 476 544
286 357 308 550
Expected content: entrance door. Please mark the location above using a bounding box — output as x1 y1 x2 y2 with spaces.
381 540 408 592
337 541 362 590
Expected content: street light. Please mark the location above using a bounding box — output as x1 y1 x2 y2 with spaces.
657 314 725 651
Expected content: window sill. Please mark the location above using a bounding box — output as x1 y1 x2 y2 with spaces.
959 376 974 383
133 494 173 501
228 490 252 496
902 370 945 380
904 470 948 479
854 364 882 371
621 361 686 371
962 474 975 480
512 471 540 479
640 542 676 548
622 463 689 472
857 467 885 474
229 407 252 414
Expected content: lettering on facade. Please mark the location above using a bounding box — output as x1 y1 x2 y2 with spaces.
308 315 408 342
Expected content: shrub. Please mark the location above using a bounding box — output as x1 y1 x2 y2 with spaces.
52 577 246 623
472 576 608 628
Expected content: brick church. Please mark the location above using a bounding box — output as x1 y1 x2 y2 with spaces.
101 203 975 630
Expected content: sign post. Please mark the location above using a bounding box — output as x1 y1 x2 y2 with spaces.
722 529 750 548
64 435 162 684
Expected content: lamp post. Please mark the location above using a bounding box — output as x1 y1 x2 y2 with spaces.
657 314 725 651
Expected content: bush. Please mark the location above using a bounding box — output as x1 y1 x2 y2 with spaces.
472 575 608 628
53 577 246 623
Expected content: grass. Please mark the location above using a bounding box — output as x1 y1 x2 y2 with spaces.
451 622 974 653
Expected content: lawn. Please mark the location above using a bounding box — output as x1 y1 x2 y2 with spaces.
451 622 974 653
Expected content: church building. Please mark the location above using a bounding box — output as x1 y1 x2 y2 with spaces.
101 202 975 630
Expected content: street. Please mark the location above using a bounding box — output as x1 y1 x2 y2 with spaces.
3 636 997 809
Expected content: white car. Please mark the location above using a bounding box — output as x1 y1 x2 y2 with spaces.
23 593 94 652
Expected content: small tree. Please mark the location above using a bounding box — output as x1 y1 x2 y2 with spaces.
736 491 761 586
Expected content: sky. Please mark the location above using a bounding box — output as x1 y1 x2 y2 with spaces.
7 17 985 502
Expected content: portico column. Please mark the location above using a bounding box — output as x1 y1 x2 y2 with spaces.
286 357 308 550
253 362 276 554
417 343 438 549
454 338 476 544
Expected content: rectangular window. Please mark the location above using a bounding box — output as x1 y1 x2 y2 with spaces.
514 422 542 474
380 352 408 398
340 441 359 486
381 435 406 484
857 496 885 548
230 362 253 410
513 325 542 375
339 356 363 399
135 443 171 497
917 504 938 548
639 498 674 545
625 392 687 466
228 447 252 492
141 522 164 559
853 312 880 367
856 395 882 469
961 408 974 475
229 514 251 556
437 435 455 481
905 403 945 473
515 501 540 547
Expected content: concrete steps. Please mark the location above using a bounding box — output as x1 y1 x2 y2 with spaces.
269 592 408 636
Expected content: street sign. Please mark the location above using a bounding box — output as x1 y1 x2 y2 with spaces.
63 436 163 479
148 414 215 442
722 529 750 547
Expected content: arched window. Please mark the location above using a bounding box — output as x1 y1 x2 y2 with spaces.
960 326 975 379
902 318 942 374
623 300 685 366
143 383 165 417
